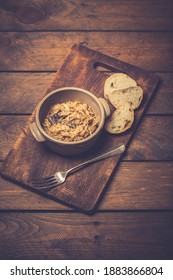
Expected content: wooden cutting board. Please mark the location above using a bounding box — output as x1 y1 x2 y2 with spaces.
0 44 159 212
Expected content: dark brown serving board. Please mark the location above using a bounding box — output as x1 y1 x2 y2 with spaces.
1 44 159 212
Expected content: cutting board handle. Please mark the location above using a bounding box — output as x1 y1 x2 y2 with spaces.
93 61 121 73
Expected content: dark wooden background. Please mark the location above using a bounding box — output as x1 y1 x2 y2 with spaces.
0 0 173 259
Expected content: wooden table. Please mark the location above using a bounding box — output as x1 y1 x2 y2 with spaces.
0 0 173 260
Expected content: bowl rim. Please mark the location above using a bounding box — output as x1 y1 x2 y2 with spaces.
35 87 105 145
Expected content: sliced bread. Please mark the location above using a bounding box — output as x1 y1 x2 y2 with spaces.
105 102 134 134
108 85 143 110
104 73 137 99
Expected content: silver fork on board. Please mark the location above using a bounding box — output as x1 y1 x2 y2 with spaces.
31 144 125 191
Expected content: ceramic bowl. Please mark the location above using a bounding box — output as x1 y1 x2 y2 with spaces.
30 87 110 155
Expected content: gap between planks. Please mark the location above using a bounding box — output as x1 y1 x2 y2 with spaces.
1 30 173 33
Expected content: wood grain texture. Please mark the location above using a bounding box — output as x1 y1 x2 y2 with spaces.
127 116 173 160
146 73 173 115
0 32 173 71
1 162 173 210
1 116 173 161
0 73 53 114
0 212 173 260
0 116 27 161
0 72 173 114
0 0 173 31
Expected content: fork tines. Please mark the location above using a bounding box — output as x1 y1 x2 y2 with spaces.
31 175 58 189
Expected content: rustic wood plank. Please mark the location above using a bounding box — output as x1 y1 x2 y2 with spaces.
147 73 173 114
0 0 173 31
1 162 173 210
0 73 53 114
1 72 173 114
127 116 173 160
0 32 173 71
1 116 173 161
0 212 173 259
0 116 27 161
105 162 173 210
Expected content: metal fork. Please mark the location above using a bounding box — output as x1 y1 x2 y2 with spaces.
31 143 125 191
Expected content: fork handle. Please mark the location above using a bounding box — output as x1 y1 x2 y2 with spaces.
67 144 125 175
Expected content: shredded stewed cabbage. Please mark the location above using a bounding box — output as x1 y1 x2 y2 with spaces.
42 101 99 142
